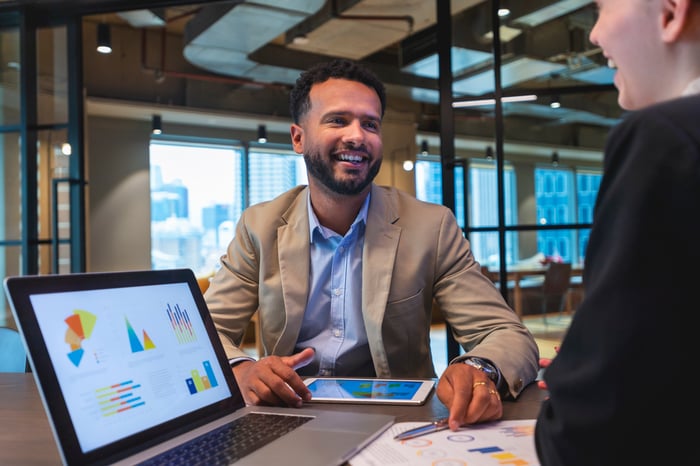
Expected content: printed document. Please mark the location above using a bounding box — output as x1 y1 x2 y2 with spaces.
351 419 538 466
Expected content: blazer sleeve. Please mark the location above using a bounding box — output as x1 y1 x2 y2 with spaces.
432 207 540 399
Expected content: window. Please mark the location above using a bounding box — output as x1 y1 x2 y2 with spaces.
417 157 600 268
248 146 307 205
150 140 243 275
149 139 305 275
469 161 518 267
535 166 602 264
576 170 602 261
415 159 465 227
415 157 518 266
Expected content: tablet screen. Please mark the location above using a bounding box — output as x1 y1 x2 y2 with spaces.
304 378 434 404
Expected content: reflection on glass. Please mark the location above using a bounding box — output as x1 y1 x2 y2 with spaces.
0 27 20 126
37 26 69 125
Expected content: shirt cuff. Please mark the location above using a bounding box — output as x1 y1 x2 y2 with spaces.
228 356 255 368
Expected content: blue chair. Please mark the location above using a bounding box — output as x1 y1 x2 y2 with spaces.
0 327 28 372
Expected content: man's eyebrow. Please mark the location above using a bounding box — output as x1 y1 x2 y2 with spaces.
320 110 380 121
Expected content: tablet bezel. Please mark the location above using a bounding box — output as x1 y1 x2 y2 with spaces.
303 377 435 405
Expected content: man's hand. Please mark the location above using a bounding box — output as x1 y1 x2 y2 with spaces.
436 363 503 431
232 348 315 408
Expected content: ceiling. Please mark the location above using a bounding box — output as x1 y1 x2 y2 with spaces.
25 0 621 158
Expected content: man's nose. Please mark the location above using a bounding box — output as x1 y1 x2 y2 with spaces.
341 120 365 144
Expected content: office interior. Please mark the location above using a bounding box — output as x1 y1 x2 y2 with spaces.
0 0 620 334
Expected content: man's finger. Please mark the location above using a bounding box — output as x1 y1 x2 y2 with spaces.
285 347 315 370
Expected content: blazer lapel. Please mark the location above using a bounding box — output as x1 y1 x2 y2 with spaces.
362 185 401 375
275 189 311 355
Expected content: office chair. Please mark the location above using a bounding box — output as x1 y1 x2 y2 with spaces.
0 326 28 372
539 262 573 324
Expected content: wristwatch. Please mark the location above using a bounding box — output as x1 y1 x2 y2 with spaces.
463 357 501 386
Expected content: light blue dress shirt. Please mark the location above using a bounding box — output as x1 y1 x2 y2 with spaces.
295 192 374 376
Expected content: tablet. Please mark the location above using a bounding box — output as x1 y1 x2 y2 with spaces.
303 377 435 405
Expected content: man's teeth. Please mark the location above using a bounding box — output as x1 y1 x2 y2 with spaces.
339 154 363 162
608 58 616 69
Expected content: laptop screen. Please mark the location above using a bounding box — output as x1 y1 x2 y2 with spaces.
6 269 245 465
31 281 232 452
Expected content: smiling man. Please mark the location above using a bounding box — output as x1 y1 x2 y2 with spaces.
204 58 539 429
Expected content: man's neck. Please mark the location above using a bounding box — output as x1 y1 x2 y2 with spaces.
309 184 370 236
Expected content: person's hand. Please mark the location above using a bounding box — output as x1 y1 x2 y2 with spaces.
232 347 315 407
537 346 559 390
436 363 503 431
537 358 553 390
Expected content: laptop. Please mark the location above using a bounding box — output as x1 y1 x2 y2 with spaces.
4 268 394 466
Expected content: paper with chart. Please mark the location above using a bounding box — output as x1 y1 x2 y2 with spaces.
350 419 538 466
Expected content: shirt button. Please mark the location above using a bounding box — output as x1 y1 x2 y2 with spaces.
333 329 342 337
334 288 342 296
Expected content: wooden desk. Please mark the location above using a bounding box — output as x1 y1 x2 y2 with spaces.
485 264 583 318
0 373 63 465
0 373 546 465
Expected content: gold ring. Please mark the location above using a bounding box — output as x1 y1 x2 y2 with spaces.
489 389 501 400
472 381 488 389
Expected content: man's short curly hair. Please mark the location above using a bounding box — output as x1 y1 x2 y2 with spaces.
289 58 386 124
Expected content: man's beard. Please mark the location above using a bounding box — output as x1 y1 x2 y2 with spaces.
304 150 381 195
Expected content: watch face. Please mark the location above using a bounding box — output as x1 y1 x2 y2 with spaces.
465 358 497 382
465 359 483 370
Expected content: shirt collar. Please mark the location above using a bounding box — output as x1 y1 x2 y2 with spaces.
307 190 370 242
681 76 700 96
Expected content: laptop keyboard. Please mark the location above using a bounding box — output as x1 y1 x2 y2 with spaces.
138 412 314 465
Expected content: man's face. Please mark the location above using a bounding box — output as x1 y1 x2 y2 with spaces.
290 78 383 196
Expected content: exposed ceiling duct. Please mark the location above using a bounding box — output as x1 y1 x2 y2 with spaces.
182 0 484 85
75 0 620 153
117 8 166 27
177 0 615 129
183 0 327 85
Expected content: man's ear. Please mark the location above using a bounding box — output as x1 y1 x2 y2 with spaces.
290 123 304 154
661 0 690 42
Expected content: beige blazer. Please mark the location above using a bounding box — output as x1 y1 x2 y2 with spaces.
206 184 538 398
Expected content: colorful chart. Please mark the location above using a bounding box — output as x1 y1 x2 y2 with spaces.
64 309 97 367
95 379 145 417
352 419 539 466
165 303 196 343
125 317 156 353
185 360 218 394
